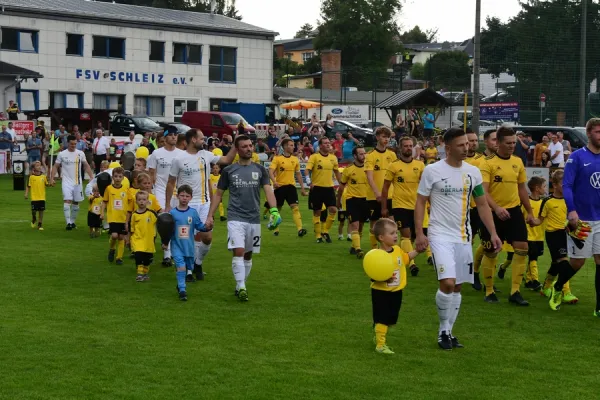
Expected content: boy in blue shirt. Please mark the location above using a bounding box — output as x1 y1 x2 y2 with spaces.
164 184 206 301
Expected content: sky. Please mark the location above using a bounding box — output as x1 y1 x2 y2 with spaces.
236 0 523 42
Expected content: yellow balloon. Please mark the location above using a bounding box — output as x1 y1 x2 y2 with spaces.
136 146 150 159
109 161 121 169
363 249 395 281
212 148 223 156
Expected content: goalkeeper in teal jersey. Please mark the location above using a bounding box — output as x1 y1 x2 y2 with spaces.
205 135 281 302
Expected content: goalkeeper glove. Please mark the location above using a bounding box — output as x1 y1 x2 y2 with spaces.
267 207 282 231
566 220 591 250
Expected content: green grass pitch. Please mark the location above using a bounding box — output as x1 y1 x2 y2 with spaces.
0 175 599 399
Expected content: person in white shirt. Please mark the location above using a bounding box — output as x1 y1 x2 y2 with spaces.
50 135 94 230
165 128 237 281
147 129 183 265
92 129 110 174
6 121 17 143
548 133 564 167
415 128 501 351
123 131 139 154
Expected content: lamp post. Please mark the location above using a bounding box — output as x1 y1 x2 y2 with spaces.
286 53 292 88
472 0 481 134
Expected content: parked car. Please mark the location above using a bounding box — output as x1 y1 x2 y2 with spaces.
482 91 517 103
360 121 385 130
110 114 161 136
453 92 486 106
181 111 256 140
459 120 497 136
325 119 374 146
439 91 463 105
157 121 191 134
512 126 587 150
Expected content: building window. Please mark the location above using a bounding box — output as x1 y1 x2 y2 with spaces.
93 94 125 114
302 52 314 62
66 33 83 56
209 98 237 111
174 99 199 122
17 90 39 111
0 28 38 53
172 43 202 64
92 36 125 59
209 47 236 83
50 92 83 109
149 41 164 62
134 96 164 117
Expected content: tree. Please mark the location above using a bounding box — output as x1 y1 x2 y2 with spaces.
102 0 241 19
410 62 425 80
303 54 322 74
399 25 437 44
294 23 315 39
313 0 403 89
424 51 471 90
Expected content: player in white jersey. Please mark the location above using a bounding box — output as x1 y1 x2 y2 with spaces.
415 128 501 350
50 135 94 230
147 129 183 265
166 128 237 280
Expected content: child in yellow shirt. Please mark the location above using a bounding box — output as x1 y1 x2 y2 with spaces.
88 184 103 238
210 164 226 221
130 190 158 282
24 161 49 231
101 167 129 265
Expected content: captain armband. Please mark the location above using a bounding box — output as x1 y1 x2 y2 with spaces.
472 184 485 198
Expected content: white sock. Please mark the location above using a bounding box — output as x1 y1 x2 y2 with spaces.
63 203 71 224
436 289 453 335
163 243 171 259
194 241 211 265
448 292 462 336
103 221 109 229
244 259 253 281
232 256 245 290
70 204 80 224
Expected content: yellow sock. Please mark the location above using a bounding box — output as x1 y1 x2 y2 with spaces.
143 266 150 275
117 239 125 260
375 323 388 348
369 233 378 249
313 215 322 239
137 265 144 275
110 238 117 250
351 231 361 250
324 212 336 233
426 245 432 258
511 250 527 295
218 203 224 217
291 207 303 231
474 244 484 273
400 238 415 266
482 254 497 296
544 273 556 289
563 280 571 294
501 253 514 270
527 260 538 282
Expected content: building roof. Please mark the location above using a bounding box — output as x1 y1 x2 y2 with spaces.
0 0 277 38
376 88 450 109
274 38 315 52
403 39 474 57
0 61 43 79
274 87 391 105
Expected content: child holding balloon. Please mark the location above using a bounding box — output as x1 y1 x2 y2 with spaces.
367 218 421 355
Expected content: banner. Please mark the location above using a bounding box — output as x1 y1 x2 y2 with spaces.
480 102 520 122
0 120 35 141
307 105 370 126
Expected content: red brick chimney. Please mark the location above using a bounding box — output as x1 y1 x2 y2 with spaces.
274 44 284 59
321 49 341 90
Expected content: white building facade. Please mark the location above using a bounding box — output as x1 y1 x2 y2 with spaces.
0 0 275 121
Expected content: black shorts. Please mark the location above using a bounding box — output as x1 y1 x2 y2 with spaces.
31 200 46 211
368 199 392 221
528 240 544 261
480 206 528 251
88 212 102 228
134 251 154 267
275 184 299 208
338 210 347 222
372 289 403 326
109 222 128 235
545 230 568 262
392 208 415 231
263 201 269 209
470 208 481 237
346 197 369 223
309 186 336 210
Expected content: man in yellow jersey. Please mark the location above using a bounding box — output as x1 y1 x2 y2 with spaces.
269 138 308 237
479 126 535 305
381 136 424 275
465 128 485 290
337 146 368 258
306 137 342 243
365 127 397 249
424 139 438 165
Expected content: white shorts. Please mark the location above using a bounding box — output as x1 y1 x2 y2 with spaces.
227 221 261 254
430 240 474 284
568 220 600 259
62 183 84 202
154 189 167 210
189 202 210 223
170 196 178 210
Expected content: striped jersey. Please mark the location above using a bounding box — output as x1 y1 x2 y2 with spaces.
169 150 220 205
417 160 483 244
55 149 86 185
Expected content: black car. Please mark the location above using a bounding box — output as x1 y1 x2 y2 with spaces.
514 126 587 150
110 114 161 136
157 121 191 134
318 119 374 146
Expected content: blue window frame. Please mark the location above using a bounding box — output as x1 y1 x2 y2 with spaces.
50 92 83 109
92 36 125 59
66 33 83 56
134 96 164 117
17 90 39 111
0 28 38 53
172 43 202 64
209 46 237 83
149 41 164 62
